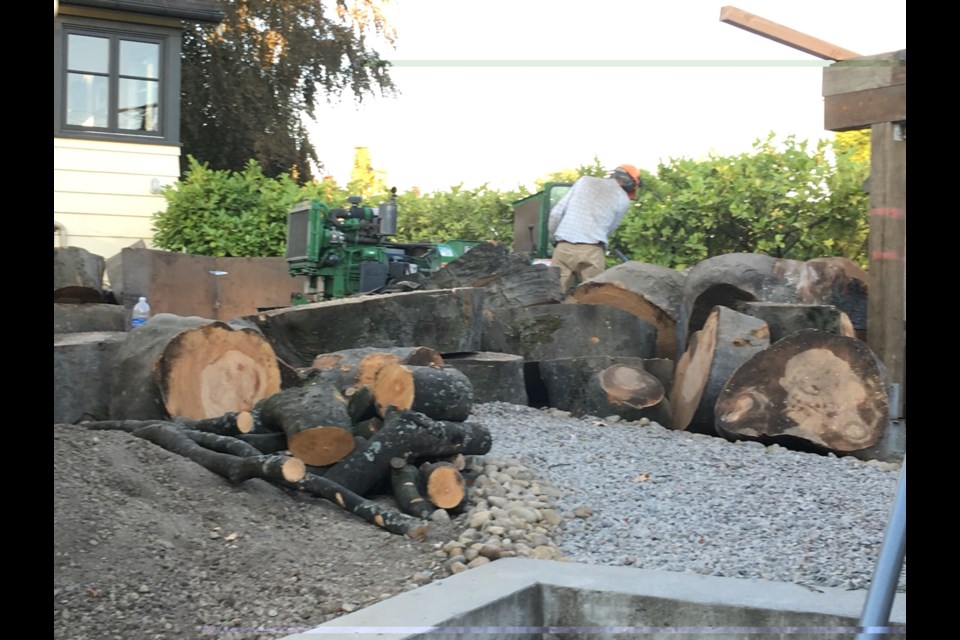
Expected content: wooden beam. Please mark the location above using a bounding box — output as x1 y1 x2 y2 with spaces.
866 122 906 418
824 84 907 131
719 6 860 60
823 50 906 97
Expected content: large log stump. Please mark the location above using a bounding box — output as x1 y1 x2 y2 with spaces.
539 357 671 425
54 332 127 424
441 352 528 405
568 261 686 360
54 246 105 303
715 329 889 453
256 381 355 466
669 306 770 435
310 346 444 391
109 314 282 421
54 303 128 334
733 301 856 343
481 303 657 361
372 364 474 422
245 288 486 367
322 410 492 498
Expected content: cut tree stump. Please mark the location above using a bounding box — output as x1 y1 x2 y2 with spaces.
322 410 492 498
441 352 528 405
256 381 355 466
733 301 856 343
54 331 127 424
108 314 281 421
539 357 671 424
715 329 889 453
54 246 105 303
482 303 657 361
669 306 770 435
372 364 474 422
54 303 128 333
245 288 486 367
568 261 686 360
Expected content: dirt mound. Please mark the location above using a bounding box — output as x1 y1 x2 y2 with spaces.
53 423 458 640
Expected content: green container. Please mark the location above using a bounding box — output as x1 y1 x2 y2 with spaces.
437 239 482 264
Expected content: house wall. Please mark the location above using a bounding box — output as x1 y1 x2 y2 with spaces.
53 137 179 260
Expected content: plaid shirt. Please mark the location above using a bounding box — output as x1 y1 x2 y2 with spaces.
547 176 630 246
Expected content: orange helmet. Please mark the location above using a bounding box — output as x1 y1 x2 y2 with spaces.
612 164 640 196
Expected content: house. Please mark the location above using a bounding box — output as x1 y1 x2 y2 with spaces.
53 0 224 259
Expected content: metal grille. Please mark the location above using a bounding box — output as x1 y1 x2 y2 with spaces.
285 206 310 260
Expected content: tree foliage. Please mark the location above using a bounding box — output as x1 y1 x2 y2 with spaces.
613 134 870 269
347 146 387 198
180 0 396 182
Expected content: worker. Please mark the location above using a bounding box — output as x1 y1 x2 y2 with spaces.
548 163 640 292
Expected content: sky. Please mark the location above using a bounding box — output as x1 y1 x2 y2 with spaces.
307 0 906 193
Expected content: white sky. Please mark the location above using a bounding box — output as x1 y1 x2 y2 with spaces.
307 0 906 193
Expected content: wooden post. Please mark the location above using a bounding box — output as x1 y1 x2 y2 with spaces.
867 122 906 418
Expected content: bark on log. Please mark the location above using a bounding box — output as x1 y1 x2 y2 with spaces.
54 247 105 303
54 331 127 424
311 346 444 391
390 463 436 519
441 352 528 405
733 301 856 343
282 473 430 540
568 261 686 360
482 303 657 361
715 329 889 452
171 411 255 436
322 410 493 497
419 461 466 509
244 288 486 367
372 364 474 422
421 241 523 289
109 314 281 421
54 303 127 333
257 381 355 466
669 306 771 435
352 416 384 439
235 432 289 454
82 421 305 484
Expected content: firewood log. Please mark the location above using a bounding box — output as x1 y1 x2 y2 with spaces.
715 329 889 452
310 346 444 391
733 301 856 343
441 352 528 405
418 461 466 510
372 364 474 421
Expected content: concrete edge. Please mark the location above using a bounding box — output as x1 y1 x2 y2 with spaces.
279 559 906 639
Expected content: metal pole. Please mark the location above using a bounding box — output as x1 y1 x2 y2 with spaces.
856 456 906 639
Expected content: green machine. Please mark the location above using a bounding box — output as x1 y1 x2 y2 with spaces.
511 182 573 265
285 189 480 303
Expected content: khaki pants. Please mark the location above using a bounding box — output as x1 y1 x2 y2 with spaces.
551 242 605 292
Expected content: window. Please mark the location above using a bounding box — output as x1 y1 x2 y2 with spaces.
55 18 182 144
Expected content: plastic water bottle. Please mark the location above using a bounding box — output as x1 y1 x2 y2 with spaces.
131 296 151 329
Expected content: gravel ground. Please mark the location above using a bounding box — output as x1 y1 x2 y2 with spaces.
53 403 905 640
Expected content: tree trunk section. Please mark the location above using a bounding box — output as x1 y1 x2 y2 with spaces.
585 365 673 427
372 364 474 422
419 461 466 510
54 303 127 333
568 261 686 360
310 346 444 391
669 306 771 435
422 241 522 289
257 381 356 466
244 288 485 367
322 410 492 497
715 329 889 453
442 352 528 405
733 301 856 343
482 303 657 361
391 462 435 518
54 246 105 303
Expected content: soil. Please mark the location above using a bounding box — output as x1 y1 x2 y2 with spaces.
53 423 464 640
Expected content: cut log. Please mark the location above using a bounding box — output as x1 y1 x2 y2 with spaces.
54 331 127 424
311 346 444 391
669 306 770 435
244 288 486 367
345 385 378 423
172 411 255 436
421 241 524 289
256 381 355 466
322 410 492 497
568 261 686 360
715 329 889 452
419 461 466 509
802 258 869 339
82 421 305 484
733 301 856 343
54 246 105 303
539 357 671 425
441 352 528 405
390 462 436 519
481 303 657 361
352 415 384 439
54 303 128 333
372 364 474 422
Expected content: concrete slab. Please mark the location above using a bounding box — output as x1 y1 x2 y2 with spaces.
279 559 906 640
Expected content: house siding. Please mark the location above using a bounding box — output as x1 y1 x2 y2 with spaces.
54 137 179 259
